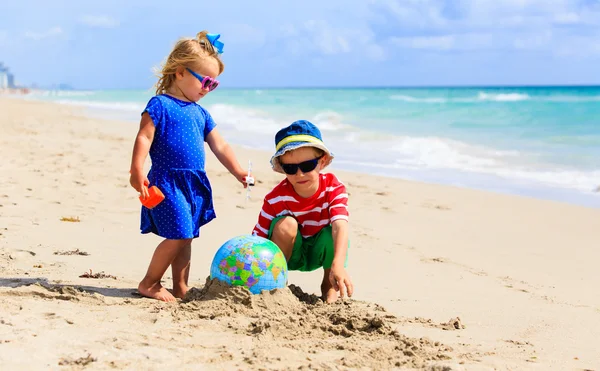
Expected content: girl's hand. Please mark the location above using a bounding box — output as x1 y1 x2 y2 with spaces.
130 170 150 199
236 169 254 188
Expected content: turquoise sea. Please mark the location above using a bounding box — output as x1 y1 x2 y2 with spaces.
27 86 600 207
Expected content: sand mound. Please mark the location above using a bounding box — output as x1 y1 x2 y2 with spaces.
173 278 454 369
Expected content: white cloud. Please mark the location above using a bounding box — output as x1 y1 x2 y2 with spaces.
391 33 493 51
304 20 351 55
279 24 298 37
366 44 386 61
392 35 454 50
513 30 552 50
552 33 600 57
372 0 600 57
464 0 573 24
281 20 387 61
224 24 266 47
553 12 581 25
371 0 448 29
24 27 63 41
374 0 598 30
79 15 119 28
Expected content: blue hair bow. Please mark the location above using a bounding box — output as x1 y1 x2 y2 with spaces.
206 33 224 54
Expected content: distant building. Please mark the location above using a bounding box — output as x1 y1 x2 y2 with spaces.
7 73 15 88
0 72 7 89
0 62 16 89
0 64 7 89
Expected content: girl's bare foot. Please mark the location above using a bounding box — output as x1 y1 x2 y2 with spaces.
138 281 176 302
172 283 189 299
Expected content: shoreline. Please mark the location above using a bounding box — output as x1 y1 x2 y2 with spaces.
15 94 600 209
2 96 600 369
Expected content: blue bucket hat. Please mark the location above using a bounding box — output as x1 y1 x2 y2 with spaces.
270 120 334 173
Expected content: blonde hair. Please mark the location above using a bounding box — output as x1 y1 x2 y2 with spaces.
154 31 225 95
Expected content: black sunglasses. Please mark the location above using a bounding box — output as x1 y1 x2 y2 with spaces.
280 156 323 175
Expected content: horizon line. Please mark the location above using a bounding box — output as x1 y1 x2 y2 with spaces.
41 83 600 91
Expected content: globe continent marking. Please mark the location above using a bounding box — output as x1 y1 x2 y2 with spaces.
211 235 288 294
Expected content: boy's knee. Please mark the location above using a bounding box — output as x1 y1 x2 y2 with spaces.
272 217 298 239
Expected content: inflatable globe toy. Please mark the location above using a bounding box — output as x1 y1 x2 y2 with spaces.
210 234 288 294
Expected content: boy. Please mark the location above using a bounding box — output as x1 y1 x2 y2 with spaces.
252 120 353 303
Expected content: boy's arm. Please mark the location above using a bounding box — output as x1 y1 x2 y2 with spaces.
328 177 350 267
205 128 247 185
331 219 349 268
330 219 353 298
327 174 352 297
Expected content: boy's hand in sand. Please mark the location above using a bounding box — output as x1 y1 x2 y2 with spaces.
130 170 150 199
329 264 354 301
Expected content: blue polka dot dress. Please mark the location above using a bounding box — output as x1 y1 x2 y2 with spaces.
140 94 217 239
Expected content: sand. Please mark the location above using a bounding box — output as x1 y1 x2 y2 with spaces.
1 97 599 370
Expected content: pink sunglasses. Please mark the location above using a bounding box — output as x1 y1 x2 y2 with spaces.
186 68 219 91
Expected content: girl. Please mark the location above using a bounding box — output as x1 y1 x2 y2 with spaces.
129 31 250 302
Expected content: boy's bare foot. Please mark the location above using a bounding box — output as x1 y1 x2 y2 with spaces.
172 283 189 299
138 281 176 302
321 278 339 304
323 287 339 303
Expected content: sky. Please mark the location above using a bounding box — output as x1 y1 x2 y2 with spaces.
1 0 600 89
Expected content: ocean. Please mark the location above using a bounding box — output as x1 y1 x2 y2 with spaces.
26 86 600 208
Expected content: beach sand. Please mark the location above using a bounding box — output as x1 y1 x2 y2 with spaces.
1 97 599 370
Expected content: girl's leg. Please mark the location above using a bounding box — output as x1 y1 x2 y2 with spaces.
171 240 192 298
138 238 190 302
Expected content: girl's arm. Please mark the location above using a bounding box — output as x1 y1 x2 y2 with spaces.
205 129 247 185
129 112 155 199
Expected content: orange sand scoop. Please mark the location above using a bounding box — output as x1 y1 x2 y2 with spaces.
140 186 165 209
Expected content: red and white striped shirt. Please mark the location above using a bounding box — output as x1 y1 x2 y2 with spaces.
252 173 349 238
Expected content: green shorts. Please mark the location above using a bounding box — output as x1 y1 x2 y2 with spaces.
268 216 349 272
